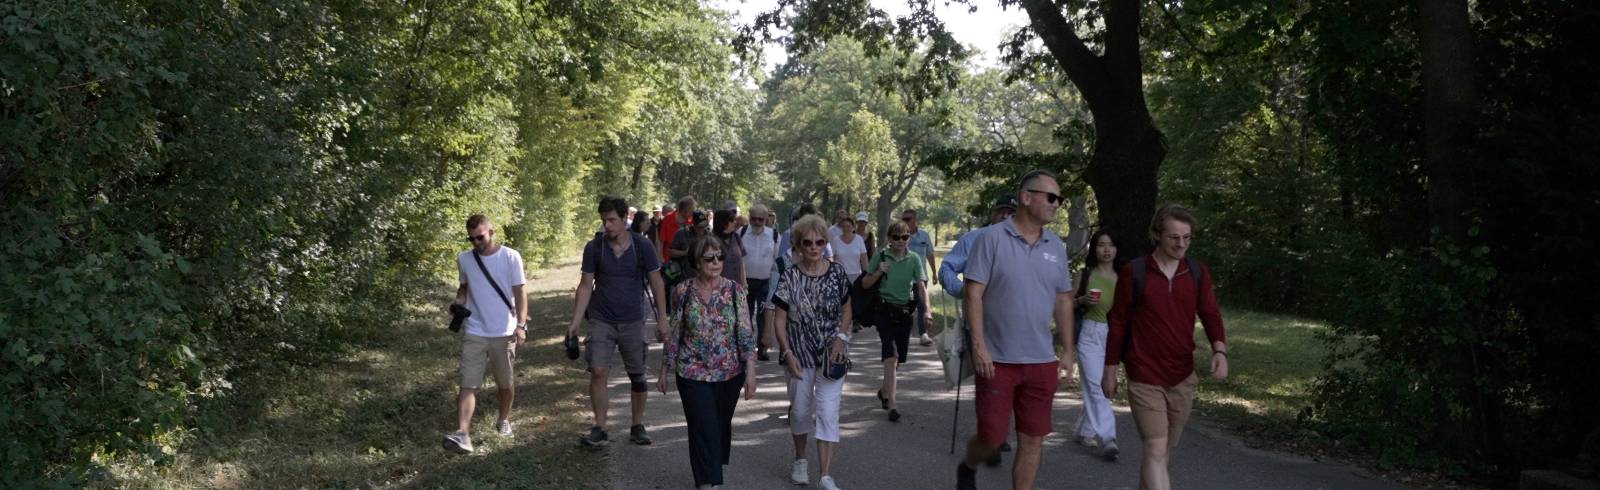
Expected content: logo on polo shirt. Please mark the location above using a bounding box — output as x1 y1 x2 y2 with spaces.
1043 252 1059 263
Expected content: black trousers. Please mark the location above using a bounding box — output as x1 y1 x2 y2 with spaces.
678 373 745 486
746 278 770 348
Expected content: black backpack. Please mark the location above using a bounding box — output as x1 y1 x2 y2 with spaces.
851 250 889 325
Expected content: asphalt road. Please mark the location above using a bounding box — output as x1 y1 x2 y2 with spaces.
586 322 1405 490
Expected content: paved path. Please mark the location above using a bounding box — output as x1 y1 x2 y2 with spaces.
593 322 1403 490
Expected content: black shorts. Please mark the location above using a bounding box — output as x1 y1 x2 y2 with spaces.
876 302 915 362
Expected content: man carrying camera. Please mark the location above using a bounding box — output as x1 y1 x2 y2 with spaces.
443 215 528 454
569 197 671 447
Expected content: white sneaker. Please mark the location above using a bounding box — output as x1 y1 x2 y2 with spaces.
919 333 933 346
495 419 513 437
790 459 808 485
819 475 842 490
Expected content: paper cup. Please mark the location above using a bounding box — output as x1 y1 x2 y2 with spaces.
1089 289 1102 301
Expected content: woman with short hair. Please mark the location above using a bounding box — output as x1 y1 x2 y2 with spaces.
659 236 758 490
773 215 853 490
861 220 933 423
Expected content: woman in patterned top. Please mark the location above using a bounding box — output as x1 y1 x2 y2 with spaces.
773 215 853 490
659 235 757 490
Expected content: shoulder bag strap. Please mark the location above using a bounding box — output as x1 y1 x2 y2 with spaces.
473 252 515 312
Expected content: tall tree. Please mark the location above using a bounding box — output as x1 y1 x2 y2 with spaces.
820 108 899 213
743 0 1167 261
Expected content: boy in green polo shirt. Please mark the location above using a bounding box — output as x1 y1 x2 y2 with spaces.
862 221 934 422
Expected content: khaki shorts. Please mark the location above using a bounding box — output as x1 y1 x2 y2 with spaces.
459 333 516 389
1128 372 1199 446
585 319 647 375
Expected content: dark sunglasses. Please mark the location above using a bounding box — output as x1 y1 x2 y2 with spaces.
751 217 765 223
1024 189 1064 205
701 254 726 263
468 234 488 242
891 234 910 241
800 238 826 248
900 216 914 222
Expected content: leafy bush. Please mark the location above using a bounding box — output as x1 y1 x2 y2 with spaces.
1 0 751 485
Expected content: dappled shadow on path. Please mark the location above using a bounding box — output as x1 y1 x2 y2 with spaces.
112 260 608 489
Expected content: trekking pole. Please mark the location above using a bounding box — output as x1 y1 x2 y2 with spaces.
950 293 963 454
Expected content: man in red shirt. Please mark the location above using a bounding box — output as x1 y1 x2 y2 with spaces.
1103 203 1229 490
657 196 697 262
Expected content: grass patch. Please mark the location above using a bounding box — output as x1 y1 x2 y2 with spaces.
1187 308 1327 447
100 259 606 489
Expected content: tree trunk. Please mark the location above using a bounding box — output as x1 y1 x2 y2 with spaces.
1418 0 1477 243
1021 0 1164 263
1419 0 1499 464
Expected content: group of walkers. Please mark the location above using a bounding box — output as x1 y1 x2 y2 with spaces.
443 169 1230 490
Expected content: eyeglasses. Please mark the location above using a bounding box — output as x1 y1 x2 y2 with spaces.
751 217 765 223
900 217 914 222
468 234 488 242
701 254 726 263
1023 189 1064 206
891 234 910 241
800 238 826 248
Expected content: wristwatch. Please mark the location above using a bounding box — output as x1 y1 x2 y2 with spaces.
515 323 527 331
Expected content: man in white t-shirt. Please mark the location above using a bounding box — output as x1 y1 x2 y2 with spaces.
741 204 779 360
443 215 528 455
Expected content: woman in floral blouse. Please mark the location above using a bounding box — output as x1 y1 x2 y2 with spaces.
773 215 853 490
659 235 757 490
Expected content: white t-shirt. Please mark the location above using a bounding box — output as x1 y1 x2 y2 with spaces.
457 246 527 337
830 234 867 277
741 226 777 280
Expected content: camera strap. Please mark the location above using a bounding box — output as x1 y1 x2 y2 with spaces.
473 251 515 312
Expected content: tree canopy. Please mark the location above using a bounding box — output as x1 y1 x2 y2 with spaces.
3 0 1596 486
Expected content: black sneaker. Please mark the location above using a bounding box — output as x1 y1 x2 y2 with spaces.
999 441 1012 452
578 426 610 447
877 390 888 410
984 450 1002 467
956 463 977 490
888 409 901 422
1099 438 1120 461
629 424 652 445
758 350 771 362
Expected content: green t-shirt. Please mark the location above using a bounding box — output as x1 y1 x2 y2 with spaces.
1084 268 1118 323
868 250 926 305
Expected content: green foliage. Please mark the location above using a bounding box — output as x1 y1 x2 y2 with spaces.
752 37 969 240
1311 239 1509 473
819 107 898 212
1 0 752 485
1146 0 1600 479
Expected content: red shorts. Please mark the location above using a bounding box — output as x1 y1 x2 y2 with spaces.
974 362 1058 446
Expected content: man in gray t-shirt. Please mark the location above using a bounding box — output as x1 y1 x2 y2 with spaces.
955 170 1077 490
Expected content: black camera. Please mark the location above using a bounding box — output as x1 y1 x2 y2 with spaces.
448 304 471 332
564 334 581 360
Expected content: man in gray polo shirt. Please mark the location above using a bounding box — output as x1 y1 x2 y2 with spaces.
956 170 1077 490
569 196 670 448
